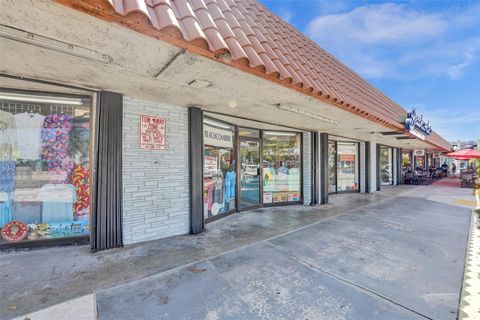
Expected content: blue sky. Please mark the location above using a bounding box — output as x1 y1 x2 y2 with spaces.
261 0 480 142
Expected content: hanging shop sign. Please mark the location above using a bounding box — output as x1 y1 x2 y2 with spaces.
140 115 166 150
414 149 425 157
204 124 233 149
1 221 28 242
404 109 432 140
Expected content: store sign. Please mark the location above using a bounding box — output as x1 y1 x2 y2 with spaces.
414 149 425 156
140 115 166 150
1 221 28 242
204 124 233 148
405 109 432 140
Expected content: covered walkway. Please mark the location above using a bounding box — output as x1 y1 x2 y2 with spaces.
2 183 476 320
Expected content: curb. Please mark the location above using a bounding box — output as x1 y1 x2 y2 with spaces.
458 208 480 320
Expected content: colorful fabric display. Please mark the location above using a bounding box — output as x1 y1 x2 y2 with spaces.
0 160 16 192
41 113 73 183
71 165 90 217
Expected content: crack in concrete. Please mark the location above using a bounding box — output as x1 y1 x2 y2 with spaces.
271 243 433 320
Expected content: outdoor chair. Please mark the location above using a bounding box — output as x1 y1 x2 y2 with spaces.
434 169 444 179
417 174 432 186
403 172 416 185
460 173 474 188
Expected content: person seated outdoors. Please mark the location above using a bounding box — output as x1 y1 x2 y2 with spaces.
441 162 448 176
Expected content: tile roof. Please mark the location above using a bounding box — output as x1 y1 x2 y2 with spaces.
64 0 452 151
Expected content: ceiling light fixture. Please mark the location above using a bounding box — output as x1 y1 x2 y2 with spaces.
277 104 338 125
0 92 84 105
263 131 297 136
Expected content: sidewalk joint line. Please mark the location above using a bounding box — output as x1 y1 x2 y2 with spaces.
278 247 434 320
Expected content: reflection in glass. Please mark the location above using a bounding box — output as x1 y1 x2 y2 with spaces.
415 156 425 169
0 93 91 243
328 141 336 193
336 143 358 192
240 139 260 208
262 132 301 203
380 146 393 185
203 121 236 219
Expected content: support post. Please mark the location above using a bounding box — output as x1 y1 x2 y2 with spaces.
319 133 329 204
189 108 204 234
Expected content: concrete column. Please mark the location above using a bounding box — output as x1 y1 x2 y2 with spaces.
359 142 366 193
369 142 378 193
319 133 329 204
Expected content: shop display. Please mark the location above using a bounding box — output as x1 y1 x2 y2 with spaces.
15 112 45 160
262 132 301 203
1 220 28 241
0 110 16 160
336 143 358 192
328 141 359 193
0 93 91 244
203 118 303 217
380 146 393 185
203 121 236 218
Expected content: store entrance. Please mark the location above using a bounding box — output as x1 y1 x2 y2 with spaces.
239 138 261 209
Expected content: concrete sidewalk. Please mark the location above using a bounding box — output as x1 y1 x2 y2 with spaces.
1 183 475 319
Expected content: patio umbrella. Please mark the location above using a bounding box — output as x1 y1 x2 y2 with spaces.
446 149 480 159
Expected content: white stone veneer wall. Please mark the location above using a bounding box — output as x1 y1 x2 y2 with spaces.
302 132 312 205
122 97 189 245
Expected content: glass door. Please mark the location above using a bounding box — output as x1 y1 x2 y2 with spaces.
239 138 261 209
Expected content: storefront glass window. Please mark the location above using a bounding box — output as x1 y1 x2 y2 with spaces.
262 132 301 203
328 141 336 193
402 151 411 167
380 146 393 185
0 91 91 244
415 156 425 169
203 119 236 219
336 142 359 192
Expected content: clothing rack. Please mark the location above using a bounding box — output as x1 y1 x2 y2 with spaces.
0 101 75 115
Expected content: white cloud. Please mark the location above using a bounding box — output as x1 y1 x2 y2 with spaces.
309 3 446 44
447 51 478 80
306 3 480 81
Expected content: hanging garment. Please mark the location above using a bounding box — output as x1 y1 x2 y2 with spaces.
70 117 90 165
37 183 77 223
0 192 13 227
0 110 16 160
0 160 16 192
41 113 73 183
14 112 45 160
224 170 236 200
71 165 90 218
204 178 214 212
12 201 42 225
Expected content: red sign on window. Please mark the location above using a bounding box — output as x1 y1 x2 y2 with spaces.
339 154 355 162
140 115 166 150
